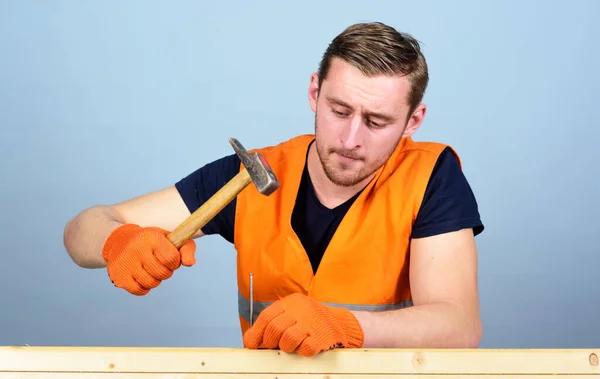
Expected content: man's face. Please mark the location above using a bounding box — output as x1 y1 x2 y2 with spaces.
308 58 425 187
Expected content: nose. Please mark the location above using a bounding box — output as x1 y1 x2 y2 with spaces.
340 115 363 149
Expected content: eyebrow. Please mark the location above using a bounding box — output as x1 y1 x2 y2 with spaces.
325 95 397 122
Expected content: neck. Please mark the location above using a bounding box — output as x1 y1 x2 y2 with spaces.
306 142 374 209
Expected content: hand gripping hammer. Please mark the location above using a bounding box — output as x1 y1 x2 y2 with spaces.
166 138 280 248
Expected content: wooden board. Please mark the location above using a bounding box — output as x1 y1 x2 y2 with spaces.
0 346 598 378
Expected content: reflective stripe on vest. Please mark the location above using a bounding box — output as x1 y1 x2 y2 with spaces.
237 290 413 324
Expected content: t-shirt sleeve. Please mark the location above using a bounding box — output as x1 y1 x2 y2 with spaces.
174 153 241 243
411 147 484 239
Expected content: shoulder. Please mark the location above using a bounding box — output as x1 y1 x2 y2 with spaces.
411 146 484 238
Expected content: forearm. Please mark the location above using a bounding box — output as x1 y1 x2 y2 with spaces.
63 205 124 269
351 302 482 348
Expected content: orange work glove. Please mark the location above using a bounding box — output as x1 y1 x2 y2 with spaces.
101 223 196 296
243 293 364 357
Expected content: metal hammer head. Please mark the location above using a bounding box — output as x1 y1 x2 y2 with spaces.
229 138 280 196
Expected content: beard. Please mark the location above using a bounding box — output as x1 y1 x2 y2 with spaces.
314 117 383 187
315 139 371 187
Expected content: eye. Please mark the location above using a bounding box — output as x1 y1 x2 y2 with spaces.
331 108 349 117
367 119 385 128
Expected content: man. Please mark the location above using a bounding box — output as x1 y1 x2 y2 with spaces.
64 21 484 357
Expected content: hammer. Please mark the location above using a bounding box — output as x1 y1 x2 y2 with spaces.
166 137 280 249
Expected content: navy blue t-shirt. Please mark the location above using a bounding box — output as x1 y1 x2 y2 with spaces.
175 145 484 273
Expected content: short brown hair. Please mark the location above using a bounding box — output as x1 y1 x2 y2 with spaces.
317 22 428 115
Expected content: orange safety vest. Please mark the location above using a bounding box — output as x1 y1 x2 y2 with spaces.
233 134 459 335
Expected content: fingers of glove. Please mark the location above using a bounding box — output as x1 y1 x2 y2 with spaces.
243 305 285 349
133 265 162 291
147 229 182 271
261 312 296 349
243 325 262 349
111 273 150 296
278 324 309 353
295 336 322 357
141 252 175 281
179 239 197 267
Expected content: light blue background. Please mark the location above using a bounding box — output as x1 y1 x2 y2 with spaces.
1 1 598 348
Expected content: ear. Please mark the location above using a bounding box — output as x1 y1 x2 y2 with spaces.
402 103 427 137
308 72 320 113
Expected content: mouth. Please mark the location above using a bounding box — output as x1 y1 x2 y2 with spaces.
334 151 362 164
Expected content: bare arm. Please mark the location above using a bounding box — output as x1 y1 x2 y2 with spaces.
351 228 482 348
63 186 204 269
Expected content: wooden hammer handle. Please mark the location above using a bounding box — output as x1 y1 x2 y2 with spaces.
167 169 252 249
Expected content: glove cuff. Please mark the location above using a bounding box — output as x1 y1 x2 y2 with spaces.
330 307 365 348
101 223 140 263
